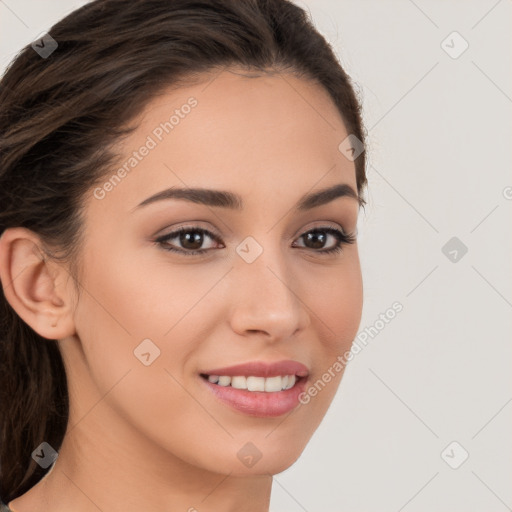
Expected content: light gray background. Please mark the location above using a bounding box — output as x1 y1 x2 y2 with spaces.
1 1 511 511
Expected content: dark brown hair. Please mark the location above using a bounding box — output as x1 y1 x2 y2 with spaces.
0 0 367 503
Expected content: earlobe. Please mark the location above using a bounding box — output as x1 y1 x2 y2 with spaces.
0 227 76 340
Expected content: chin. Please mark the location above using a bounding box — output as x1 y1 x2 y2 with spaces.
211 437 310 476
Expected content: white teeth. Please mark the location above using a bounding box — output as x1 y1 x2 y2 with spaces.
246 376 265 391
264 376 282 392
204 374 297 392
217 376 231 387
231 376 247 389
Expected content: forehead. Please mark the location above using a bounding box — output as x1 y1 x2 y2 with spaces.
90 68 356 214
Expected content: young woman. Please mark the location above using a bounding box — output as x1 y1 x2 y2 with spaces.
0 0 368 510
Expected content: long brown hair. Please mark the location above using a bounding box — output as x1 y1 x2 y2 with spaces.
0 0 367 503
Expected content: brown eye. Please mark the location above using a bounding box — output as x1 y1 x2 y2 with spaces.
155 225 355 257
156 227 222 255
178 230 204 250
303 230 328 249
293 227 356 255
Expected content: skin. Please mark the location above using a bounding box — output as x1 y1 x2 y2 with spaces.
0 67 363 512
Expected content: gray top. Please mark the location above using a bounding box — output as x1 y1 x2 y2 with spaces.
0 461 56 511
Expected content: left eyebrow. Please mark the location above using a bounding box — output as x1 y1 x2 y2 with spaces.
131 183 359 213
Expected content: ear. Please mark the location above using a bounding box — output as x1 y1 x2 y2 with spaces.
0 227 76 340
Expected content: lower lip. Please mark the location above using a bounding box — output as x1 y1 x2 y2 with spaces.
200 376 308 417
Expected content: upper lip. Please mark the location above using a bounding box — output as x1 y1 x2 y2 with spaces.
201 360 309 378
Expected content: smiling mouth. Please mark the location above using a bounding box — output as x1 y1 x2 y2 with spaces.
199 373 304 392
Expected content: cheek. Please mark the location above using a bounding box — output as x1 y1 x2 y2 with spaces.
328 271 363 352
300 254 362 405
71 244 223 410
75 240 218 349
307 252 363 356
71 255 227 465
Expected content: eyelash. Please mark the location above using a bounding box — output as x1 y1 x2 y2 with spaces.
154 225 356 256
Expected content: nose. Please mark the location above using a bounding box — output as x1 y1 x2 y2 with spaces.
228 243 310 342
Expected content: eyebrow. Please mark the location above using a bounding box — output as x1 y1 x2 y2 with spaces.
132 183 359 213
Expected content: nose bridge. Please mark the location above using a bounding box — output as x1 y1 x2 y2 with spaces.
229 234 309 338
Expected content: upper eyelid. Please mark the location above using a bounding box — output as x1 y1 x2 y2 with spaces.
156 223 351 247
157 221 348 240
157 226 222 242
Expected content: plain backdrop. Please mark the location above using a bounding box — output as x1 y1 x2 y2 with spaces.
1 1 511 511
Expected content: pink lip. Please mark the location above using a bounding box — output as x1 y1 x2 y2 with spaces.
199 359 310 418
200 359 309 378
200 375 308 417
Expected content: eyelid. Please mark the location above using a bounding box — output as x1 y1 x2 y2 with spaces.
154 225 223 255
294 220 348 236
154 222 222 241
155 220 349 243
154 221 355 256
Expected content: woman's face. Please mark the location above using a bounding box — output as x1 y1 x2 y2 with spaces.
65 67 363 476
